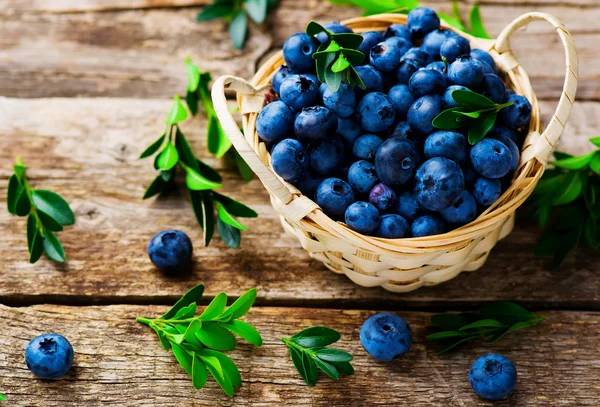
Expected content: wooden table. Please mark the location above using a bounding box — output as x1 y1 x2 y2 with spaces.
1 1 599 405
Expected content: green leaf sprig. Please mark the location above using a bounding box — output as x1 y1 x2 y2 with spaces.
325 0 419 16
438 2 491 39
196 0 280 49
306 22 366 93
281 326 354 386
6 157 75 263
0 393 6 401
137 284 262 396
427 302 544 354
140 93 258 249
432 89 514 145
530 137 600 266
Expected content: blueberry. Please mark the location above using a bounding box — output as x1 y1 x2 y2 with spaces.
409 68 446 98
337 116 362 146
369 183 397 212
357 92 396 133
256 100 295 143
471 49 498 74
470 138 512 179
424 131 468 165
388 84 415 117
488 125 519 144
359 31 385 58
415 157 465 211
353 134 383 161
323 83 356 117
440 190 477 225
411 214 446 237
294 106 337 143
315 178 355 219
479 74 505 103
443 85 469 108
309 135 346 176
407 7 441 40
448 55 484 88
426 61 448 77
316 22 352 43
272 65 290 95
384 24 412 41
395 59 421 85
401 47 432 66
370 42 402 72
395 191 425 221
384 36 413 56
148 230 193 272
494 134 520 172
25 334 74 379
295 171 324 198
375 137 419 186
360 313 412 362
463 163 479 188
355 65 384 98
271 138 309 180
348 160 379 194
498 93 532 129
282 33 319 73
473 177 502 207
469 354 517 401
421 29 456 57
480 60 494 74
389 121 414 140
407 94 446 137
440 35 471 63
319 82 328 97
376 214 409 238
345 201 380 234
279 74 320 111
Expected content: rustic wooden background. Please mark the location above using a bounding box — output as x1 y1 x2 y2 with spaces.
0 0 599 406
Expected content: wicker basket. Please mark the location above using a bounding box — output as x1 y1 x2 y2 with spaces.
212 12 579 292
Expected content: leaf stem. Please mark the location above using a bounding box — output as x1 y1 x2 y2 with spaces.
16 158 45 236
136 316 153 326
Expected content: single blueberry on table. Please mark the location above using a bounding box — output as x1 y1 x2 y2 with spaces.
353 134 383 161
470 138 512 179
375 137 419 186
294 106 337 143
376 214 409 238
279 74 320 111
282 33 319 73
407 7 441 41
345 201 380 235
355 65 384 98
414 157 465 211
498 93 532 129
469 354 517 401
388 84 415 117
395 191 425 221
448 55 485 88
315 178 355 219
444 85 469 108
148 230 193 272
323 83 356 118
396 59 421 85
348 160 379 195
407 94 446 137
337 116 362 146
439 190 478 225
421 29 456 58
411 214 446 237
401 47 432 66
360 313 412 362
494 134 520 172
473 177 502 207
295 171 324 199
440 35 471 64
316 22 353 43
369 183 397 212
384 36 413 57
357 92 397 133
271 138 309 181
272 65 290 95
359 31 385 59
25 334 74 379
308 135 346 176
479 73 506 104
409 68 446 98
384 24 412 41
370 42 401 72
256 100 295 143
424 131 468 165
471 48 499 74
488 125 519 144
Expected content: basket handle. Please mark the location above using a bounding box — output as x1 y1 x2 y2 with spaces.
494 12 579 166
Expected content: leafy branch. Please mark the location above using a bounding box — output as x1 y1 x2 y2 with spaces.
281 326 354 386
427 302 544 354
530 137 600 267
432 90 513 145
306 22 366 93
137 284 262 396
325 0 419 15
6 157 75 263
438 2 490 39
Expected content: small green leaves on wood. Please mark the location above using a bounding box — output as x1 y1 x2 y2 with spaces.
6 157 74 264
432 90 514 145
427 302 544 354
137 285 262 396
281 326 354 386
0 393 6 401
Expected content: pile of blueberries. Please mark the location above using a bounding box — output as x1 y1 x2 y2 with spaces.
257 7 531 238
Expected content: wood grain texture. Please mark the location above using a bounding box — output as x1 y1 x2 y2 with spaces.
0 98 598 307
0 305 598 406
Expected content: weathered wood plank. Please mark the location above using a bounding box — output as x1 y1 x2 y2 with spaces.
0 305 598 406
0 98 598 307
0 0 208 13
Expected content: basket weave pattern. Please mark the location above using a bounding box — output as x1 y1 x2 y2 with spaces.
212 13 579 292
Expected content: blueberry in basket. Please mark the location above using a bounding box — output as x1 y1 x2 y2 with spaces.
263 8 531 238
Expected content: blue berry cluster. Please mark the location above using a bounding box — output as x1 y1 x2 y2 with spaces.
259 8 531 239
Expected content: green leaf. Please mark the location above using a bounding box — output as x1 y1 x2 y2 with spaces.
207 115 232 159
306 21 328 38
469 4 491 39
584 219 599 248
201 349 242 388
480 302 535 325
452 89 496 109
186 91 199 116
196 321 237 351
189 191 215 246
468 111 497 145
331 33 363 49
26 214 37 253
174 303 197 320
234 152 254 181
172 343 193 375
459 318 506 331
551 151 597 170
38 211 63 232
139 133 165 159
153 327 171 351
427 331 470 341
432 107 468 130
223 319 263 346
161 284 205 319
185 58 201 93
200 292 228 320
213 192 257 218
348 66 366 90
553 151 573 161
175 129 200 172
302 351 318 386
15 190 32 217
185 168 222 191
199 352 234 396
331 54 351 73
218 217 241 249
29 229 44 264
537 205 552 227
217 203 248 231
315 348 353 363
289 346 310 385
184 319 203 343
221 288 257 319
31 190 74 226
245 0 267 23
229 10 248 50
331 361 354 376
590 136 600 148
0 393 6 401
589 154 600 176
143 175 166 200
196 160 223 183
196 3 233 21
166 95 189 125
314 357 339 380
191 354 208 390
7 174 23 214
156 142 179 171
291 326 340 348
338 48 364 65
430 313 469 331
324 68 343 93
552 171 583 206
435 335 480 354
487 316 545 343
455 110 482 119
13 161 25 181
